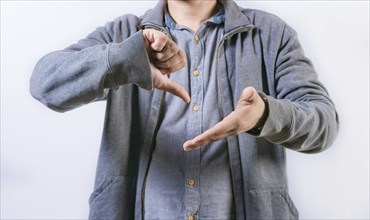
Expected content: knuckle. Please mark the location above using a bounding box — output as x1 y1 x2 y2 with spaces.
155 52 165 61
179 59 186 67
159 69 169 75
172 63 182 72
158 35 168 44
173 46 180 54
152 44 162 51
161 62 170 69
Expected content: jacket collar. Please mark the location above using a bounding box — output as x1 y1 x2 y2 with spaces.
218 0 252 32
140 0 166 27
140 0 252 33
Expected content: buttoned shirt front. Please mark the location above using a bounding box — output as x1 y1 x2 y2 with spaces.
143 8 236 220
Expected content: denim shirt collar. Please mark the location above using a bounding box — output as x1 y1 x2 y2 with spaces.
164 7 224 30
140 0 251 33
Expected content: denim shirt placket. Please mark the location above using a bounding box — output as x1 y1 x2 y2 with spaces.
184 26 205 218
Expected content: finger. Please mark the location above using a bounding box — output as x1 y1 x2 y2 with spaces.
183 128 236 152
158 61 186 75
151 41 179 61
240 87 257 103
142 30 154 49
163 79 190 104
183 113 238 151
158 51 187 74
150 32 169 52
155 52 183 69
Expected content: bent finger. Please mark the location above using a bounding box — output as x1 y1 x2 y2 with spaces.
155 52 183 69
159 51 187 74
152 42 180 61
157 59 186 74
151 33 169 52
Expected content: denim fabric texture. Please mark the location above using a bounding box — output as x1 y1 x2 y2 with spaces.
143 9 235 219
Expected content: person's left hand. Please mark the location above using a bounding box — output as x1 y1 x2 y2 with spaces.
183 87 267 151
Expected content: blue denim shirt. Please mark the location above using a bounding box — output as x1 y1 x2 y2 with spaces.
143 9 236 219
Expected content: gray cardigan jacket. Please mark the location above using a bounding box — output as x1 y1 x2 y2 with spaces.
30 0 339 219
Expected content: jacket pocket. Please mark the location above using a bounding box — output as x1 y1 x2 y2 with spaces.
89 175 137 220
250 189 299 220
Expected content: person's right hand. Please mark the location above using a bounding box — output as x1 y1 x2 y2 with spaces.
143 29 190 103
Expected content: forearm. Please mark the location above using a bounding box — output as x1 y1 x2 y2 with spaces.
30 31 152 112
256 23 339 153
259 95 339 153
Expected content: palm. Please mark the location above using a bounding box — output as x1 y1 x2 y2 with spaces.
183 87 266 151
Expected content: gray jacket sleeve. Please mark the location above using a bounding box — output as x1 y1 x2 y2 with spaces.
30 18 152 113
259 24 339 153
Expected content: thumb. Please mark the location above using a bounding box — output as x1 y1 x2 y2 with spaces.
163 80 191 104
240 87 257 102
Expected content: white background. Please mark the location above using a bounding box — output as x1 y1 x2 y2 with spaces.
1 1 369 219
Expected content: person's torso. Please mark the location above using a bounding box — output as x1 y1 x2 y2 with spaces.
143 8 236 220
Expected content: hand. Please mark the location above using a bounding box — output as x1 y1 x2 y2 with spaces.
183 87 267 151
150 63 190 103
143 29 190 103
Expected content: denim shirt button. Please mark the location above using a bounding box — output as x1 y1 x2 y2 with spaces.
192 105 200 112
187 178 196 186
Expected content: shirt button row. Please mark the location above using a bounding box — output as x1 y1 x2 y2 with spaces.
194 34 200 42
192 105 199 112
193 69 199 76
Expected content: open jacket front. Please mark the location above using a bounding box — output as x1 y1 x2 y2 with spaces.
30 0 339 219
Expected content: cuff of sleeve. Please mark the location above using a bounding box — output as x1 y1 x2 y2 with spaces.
249 94 293 142
106 30 153 91
247 92 269 135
